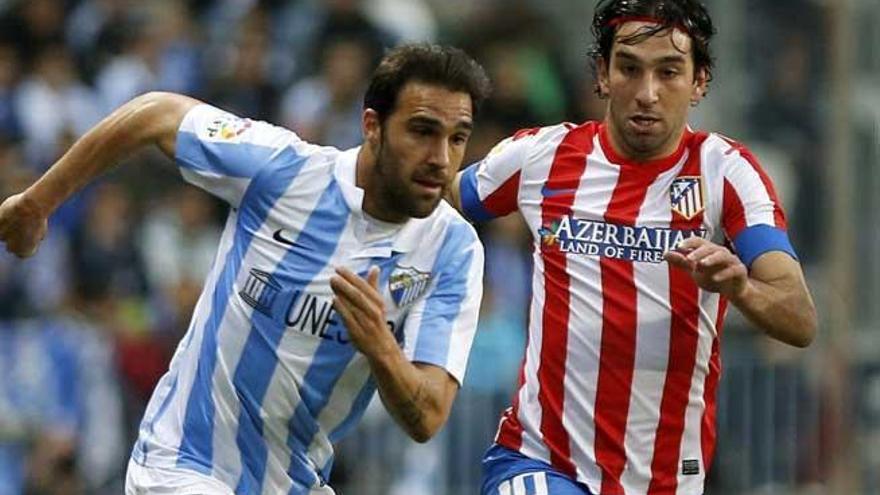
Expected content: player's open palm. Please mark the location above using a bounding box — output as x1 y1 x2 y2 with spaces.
665 236 748 299
0 193 48 258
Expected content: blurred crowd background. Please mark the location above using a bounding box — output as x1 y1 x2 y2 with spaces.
0 0 876 494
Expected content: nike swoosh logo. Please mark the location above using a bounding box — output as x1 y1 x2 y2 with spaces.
272 229 299 247
541 184 579 197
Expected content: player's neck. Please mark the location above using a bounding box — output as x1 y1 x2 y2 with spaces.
356 146 409 224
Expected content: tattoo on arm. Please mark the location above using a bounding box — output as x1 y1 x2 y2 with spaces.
396 380 427 429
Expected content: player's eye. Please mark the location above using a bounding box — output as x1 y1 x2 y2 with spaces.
620 64 639 77
451 133 469 146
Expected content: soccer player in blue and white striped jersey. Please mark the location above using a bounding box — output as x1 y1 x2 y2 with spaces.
0 44 491 494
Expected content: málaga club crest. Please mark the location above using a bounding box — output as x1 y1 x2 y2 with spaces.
388 266 432 307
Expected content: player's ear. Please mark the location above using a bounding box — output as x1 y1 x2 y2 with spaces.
691 66 708 105
596 56 610 99
362 109 382 151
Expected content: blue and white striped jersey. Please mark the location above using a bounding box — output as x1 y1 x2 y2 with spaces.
130 105 484 494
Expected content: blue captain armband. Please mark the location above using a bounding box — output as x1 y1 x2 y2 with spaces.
459 165 496 222
731 224 798 268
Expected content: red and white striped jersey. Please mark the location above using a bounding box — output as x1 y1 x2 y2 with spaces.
460 121 796 495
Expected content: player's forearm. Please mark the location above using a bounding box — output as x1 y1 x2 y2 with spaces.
730 275 817 347
24 92 197 215
366 348 453 443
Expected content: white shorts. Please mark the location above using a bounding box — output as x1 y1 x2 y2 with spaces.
126 460 234 495
125 459 336 495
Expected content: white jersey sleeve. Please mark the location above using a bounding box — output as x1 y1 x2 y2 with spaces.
719 138 797 267
175 104 319 207
459 127 543 221
400 219 484 385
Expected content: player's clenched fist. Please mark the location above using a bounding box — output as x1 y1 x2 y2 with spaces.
0 193 48 258
664 236 748 300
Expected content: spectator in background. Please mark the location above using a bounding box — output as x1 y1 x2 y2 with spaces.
65 0 134 81
0 0 66 70
308 0 391 72
70 182 149 304
205 7 279 120
68 181 169 421
363 0 437 42
748 29 822 264
139 184 222 333
477 42 542 133
271 0 392 84
0 43 22 142
15 44 101 170
280 37 372 149
0 317 126 495
95 1 203 114
460 2 570 128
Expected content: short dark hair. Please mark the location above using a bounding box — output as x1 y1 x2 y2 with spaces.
364 43 491 123
589 0 715 92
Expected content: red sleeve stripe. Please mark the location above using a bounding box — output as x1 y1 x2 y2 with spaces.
724 140 787 229
482 170 522 218
722 178 748 240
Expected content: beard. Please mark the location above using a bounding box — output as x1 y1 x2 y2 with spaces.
374 135 445 219
608 100 679 160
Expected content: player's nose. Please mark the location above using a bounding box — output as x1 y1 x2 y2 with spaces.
427 138 452 170
635 74 660 106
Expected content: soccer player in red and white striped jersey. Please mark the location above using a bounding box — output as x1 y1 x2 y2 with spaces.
448 1 817 494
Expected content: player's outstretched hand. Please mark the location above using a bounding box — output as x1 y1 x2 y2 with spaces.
0 193 48 258
664 236 748 300
330 266 397 359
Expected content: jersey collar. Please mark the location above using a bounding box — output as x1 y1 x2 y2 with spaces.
598 123 693 173
334 146 421 255
334 147 366 214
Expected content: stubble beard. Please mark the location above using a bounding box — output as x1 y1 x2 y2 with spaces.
375 137 441 219
609 100 677 161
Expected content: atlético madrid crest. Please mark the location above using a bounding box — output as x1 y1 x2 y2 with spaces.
670 176 705 220
389 266 432 308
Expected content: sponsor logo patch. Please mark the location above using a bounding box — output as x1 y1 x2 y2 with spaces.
538 215 706 263
240 268 281 315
